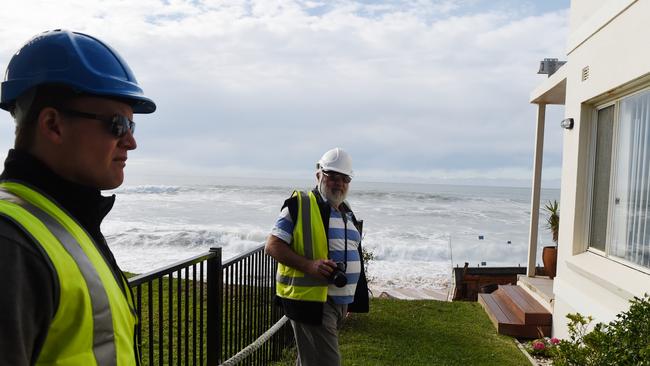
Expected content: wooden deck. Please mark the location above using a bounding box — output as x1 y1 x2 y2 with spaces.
451 264 528 301
478 285 551 338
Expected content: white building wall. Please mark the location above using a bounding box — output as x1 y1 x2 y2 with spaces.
569 0 604 32
554 0 650 338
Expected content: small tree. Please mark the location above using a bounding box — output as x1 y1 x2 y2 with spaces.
544 200 560 243
362 247 375 284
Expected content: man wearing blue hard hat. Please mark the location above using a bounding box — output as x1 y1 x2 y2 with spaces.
0 30 155 365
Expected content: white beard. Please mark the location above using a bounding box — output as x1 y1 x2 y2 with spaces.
318 178 346 208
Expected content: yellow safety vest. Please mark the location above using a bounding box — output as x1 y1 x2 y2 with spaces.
275 190 329 302
0 181 137 366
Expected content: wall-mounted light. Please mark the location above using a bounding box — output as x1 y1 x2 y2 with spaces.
561 118 574 129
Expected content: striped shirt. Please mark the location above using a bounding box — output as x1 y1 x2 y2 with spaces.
272 206 361 304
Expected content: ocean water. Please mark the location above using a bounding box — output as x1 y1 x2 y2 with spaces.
104 177 559 292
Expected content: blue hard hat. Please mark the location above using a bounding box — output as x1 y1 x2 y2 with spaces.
0 30 156 113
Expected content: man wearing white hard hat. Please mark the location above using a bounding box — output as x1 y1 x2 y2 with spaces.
265 147 369 366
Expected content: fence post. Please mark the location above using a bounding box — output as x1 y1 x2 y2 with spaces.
207 247 222 366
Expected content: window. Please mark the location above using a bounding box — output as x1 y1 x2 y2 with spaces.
590 89 650 269
590 105 614 252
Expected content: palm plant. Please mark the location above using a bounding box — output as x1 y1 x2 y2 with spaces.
544 200 560 243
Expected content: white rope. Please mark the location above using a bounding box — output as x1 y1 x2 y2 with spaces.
219 315 290 366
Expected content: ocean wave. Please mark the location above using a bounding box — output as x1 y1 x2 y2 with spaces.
107 227 268 248
114 185 184 194
102 180 556 288
354 190 468 203
365 242 450 262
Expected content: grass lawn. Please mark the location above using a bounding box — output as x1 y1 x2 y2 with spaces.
127 272 282 366
275 298 530 366
126 270 528 366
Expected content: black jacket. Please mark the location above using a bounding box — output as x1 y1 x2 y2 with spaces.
0 149 127 366
277 188 369 325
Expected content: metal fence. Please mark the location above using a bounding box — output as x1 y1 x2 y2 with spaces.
128 245 293 366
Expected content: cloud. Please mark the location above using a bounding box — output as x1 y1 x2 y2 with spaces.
0 0 568 187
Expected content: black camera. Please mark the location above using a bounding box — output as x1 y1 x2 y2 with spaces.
329 262 347 288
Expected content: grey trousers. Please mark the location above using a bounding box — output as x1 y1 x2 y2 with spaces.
290 298 347 366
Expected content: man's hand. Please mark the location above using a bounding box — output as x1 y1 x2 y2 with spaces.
265 235 336 282
304 259 337 281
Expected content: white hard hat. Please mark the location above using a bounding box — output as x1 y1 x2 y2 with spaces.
317 148 353 177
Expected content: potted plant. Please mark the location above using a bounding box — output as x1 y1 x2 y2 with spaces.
542 200 559 278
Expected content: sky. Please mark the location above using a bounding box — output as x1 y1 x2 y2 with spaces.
0 0 570 187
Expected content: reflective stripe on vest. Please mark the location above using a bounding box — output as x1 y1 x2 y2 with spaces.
275 190 329 302
0 182 137 366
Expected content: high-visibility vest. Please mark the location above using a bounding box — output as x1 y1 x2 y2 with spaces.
275 190 329 302
0 181 137 366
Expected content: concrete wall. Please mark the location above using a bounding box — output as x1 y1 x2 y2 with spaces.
553 0 650 338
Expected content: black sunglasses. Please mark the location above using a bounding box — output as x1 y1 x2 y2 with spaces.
59 109 135 138
322 170 352 183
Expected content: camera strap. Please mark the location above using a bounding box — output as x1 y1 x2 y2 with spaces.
341 212 349 272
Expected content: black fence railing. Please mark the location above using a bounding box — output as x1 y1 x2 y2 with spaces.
128 245 293 366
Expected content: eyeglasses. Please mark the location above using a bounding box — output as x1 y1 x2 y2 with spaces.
59 109 135 138
322 170 351 183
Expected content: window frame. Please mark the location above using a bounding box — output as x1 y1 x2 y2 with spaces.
586 87 650 274
587 101 616 257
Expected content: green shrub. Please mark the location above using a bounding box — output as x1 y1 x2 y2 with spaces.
361 246 375 284
553 294 650 366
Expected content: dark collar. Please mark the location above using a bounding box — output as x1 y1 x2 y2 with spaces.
0 149 115 236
